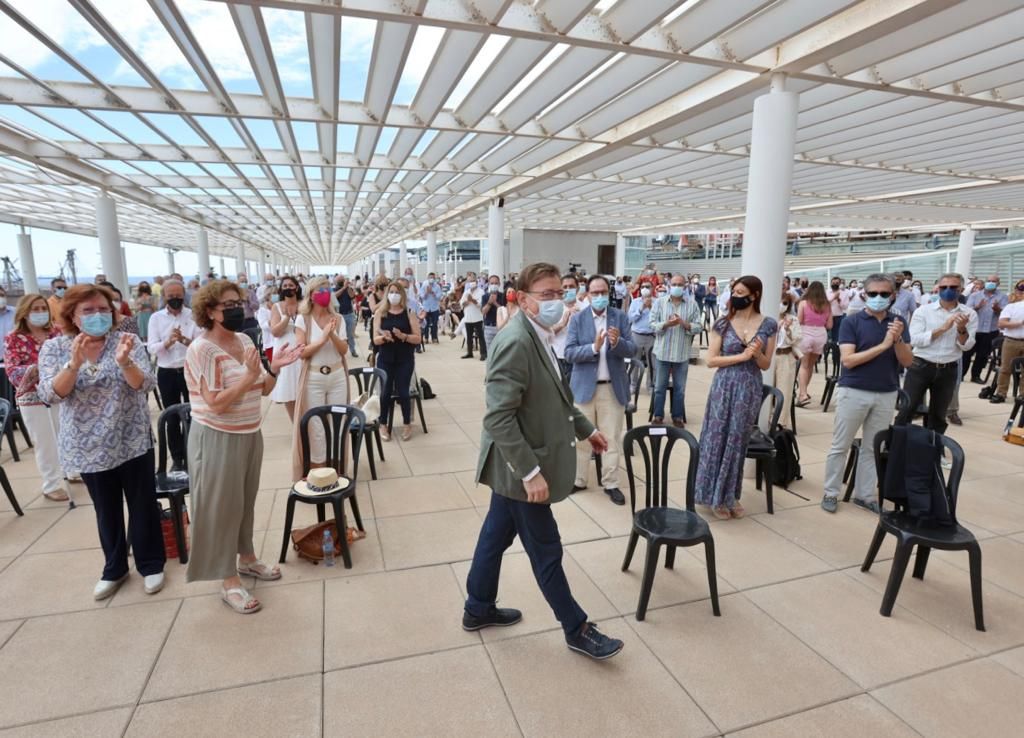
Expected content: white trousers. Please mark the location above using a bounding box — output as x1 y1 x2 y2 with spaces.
21 403 67 494
574 383 624 490
305 369 349 464
771 354 797 430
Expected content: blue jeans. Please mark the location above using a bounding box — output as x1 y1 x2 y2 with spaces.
466 492 587 636
341 312 357 356
652 358 689 420
425 310 440 341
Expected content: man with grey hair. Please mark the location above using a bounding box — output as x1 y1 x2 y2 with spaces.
963 273 1007 383
821 274 913 514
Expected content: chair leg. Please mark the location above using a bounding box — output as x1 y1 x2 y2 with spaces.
417 395 428 433
635 542 660 622
754 459 763 491
664 545 676 570
0 467 23 516
5 425 20 463
594 454 602 486
279 496 297 563
316 503 326 523
621 529 639 571
968 543 985 632
880 542 913 617
764 464 774 514
911 546 931 580
16 417 32 448
374 427 385 461
169 495 188 564
364 432 378 481
842 446 859 502
861 524 886 572
348 493 365 532
704 537 721 616
332 498 352 569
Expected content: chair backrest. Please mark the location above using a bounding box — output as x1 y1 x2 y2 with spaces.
298 404 365 479
895 388 911 421
872 426 964 522
0 397 10 430
761 384 785 431
156 403 192 473
1012 356 1024 398
242 326 263 353
824 341 841 379
622 425 700 513
625 358 644 411
349 366 387 397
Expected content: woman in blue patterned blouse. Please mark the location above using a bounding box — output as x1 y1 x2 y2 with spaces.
38 284 167 602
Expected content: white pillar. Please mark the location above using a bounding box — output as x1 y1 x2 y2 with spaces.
488 199 505 277
197 227 210 277
120 247 130 292
17 230 38 293
955 228 975 279
236 243 246 279
219 257 226 279
740 74 799 322
614 233 626 277
426 230 437 276
399 241 408 274
258 251 266 278
384 249 392 278
166 249 175 276
95 194 123 289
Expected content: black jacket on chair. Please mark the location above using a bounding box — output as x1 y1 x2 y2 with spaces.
883 425 953 526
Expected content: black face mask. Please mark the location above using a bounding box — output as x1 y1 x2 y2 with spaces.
831 282 840 289
731 295 753 310
281 288 296 299
166 297 184 310
220 306 245 332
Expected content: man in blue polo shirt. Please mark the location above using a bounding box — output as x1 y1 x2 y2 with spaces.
821 273 913 514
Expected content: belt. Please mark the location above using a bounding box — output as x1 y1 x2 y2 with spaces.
312 362 345 375
917 358 959 369
776 347 792 354
633 331 654 336
158 366 185 373
596 380 611 384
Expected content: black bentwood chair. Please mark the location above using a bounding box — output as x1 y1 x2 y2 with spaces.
0 369 33 463
621 425 720 621
820 341 841 412
155 403 192 564
0 399 23 515
861 428 983 630
279 405 366 569
348 366 387 480
746 385 784 514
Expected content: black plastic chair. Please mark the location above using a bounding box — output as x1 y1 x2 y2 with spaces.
981 335 1003 385
820 341 841 412
279 404 366 568
155 403 192 564
621 425 720 621
387 370 428 435
0 368 33 462
787 354 799 434
861 428 983 631
242 326 272 373
842 389 910 503
746 385 785 514
0 399 23 516
348 366 387 480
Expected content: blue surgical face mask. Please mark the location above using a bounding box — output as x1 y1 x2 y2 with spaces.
590 295 609 311
939 287 959 302
54 287 66 298
670 285 685 298
28 312 50 327
984 281 997 292
866 295 891 312
533 299 565 328
81 312 112 337
271 294 281 303
563 288 577 304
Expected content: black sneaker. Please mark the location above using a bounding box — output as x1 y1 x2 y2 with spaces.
852 497 881 514
461 354 474 359
572 484 587 493
604 487 626 505
566 622 623 660
462 607 523 631
991 394 1006 404
970 377 985 384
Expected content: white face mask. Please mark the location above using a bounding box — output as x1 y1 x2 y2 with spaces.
640 287 651 297
387 293 402 305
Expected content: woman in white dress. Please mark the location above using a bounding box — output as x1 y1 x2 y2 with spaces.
269 275 302 420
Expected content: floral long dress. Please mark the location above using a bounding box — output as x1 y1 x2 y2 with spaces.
694 316 778 510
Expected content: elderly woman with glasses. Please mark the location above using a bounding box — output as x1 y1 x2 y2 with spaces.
185 280 303 614
37 284 165 601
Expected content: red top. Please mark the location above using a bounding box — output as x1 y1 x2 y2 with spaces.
4 328 61 405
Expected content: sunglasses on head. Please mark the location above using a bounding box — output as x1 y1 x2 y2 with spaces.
864 291 891 298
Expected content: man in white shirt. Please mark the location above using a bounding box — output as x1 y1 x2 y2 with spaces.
460 272 487 360
826 277 850 342
895 273 977 434
992 278 1024 404
146 280 199 468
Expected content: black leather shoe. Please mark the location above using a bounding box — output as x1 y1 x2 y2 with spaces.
462 607 522 631
947 412 963 426
461 354 474 359
565 622 623 660
970 377 985 384
991 394 1006 404
572 484 587 493
604 487 626 505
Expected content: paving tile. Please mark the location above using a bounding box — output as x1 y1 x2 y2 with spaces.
108 560 227 607
0 708 132 738
726 694 917 737
143 580 323 701
567 486 636 537
487 618 716 738
369 473 473 517
0 475 44 513
0 602 178 728
0 550 112 620
992 645 1024 678
938 536 1024 597
451 550 617 641
400 442 479 475
756 503 896 568
872 658 1024 737
127 675 321 738
22 506 103 555
453 469 491 507
325 645 518 737
746 571 977 688
567 536 734 616
0 620 21 649
377 508 482 569
0 508 65 558
258 519 385 586
632 594 858 732
323 565 478 669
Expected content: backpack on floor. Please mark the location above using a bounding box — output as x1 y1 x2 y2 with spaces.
419 378 436 399
771 426 802 487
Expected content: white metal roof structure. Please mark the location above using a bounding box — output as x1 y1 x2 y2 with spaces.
1 0 1024 266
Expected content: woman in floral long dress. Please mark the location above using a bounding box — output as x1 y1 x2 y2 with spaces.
694 275 777 520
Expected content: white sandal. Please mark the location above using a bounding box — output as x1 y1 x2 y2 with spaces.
237 560 281 581
221 587 262 614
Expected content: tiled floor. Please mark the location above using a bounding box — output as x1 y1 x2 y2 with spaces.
0 331 1023 737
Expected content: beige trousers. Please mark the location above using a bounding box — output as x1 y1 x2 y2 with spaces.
772 353 797 429
574 383 625 490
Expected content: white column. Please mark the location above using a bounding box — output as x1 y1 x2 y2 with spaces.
258 251 266 278
197 227 210 277
236 243 246 279
95 194 123 289
17 229 38 293
614 233 626 276
426 230 437 276
488 199 505 277
399 241 408 274
219 257 226 279
120 247 129 292
166 249 175 276
740 74 799 321
955 227 975 279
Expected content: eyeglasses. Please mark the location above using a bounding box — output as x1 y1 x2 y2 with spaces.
937 285 959 290
217 300 243 309
864 291 892 298
526 290 565 301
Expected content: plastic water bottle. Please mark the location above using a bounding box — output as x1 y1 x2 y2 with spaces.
322 529 335 567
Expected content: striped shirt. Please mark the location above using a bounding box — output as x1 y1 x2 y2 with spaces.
185 333 266 434
650 295 702 363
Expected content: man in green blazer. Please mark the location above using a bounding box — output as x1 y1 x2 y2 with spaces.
463 262 624 660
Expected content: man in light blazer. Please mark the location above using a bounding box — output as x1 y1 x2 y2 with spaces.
464 262 624 661
565 274 636 505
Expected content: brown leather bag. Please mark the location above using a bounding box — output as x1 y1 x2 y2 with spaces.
290 519 366 563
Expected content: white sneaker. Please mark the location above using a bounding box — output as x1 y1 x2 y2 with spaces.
93 574 129 601
144 572 165 594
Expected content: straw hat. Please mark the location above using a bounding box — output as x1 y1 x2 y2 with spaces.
295 468 347 496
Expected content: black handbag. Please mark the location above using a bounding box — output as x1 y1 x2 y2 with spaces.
747 426 774 452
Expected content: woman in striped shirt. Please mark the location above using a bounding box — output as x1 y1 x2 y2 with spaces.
184 280 303 614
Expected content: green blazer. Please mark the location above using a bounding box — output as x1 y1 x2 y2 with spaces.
476 310 595 504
